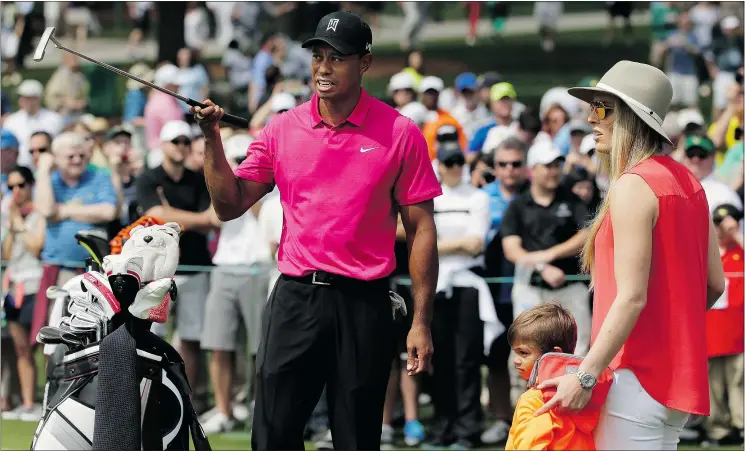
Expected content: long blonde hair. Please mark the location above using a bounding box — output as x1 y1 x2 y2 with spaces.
580 99 665 278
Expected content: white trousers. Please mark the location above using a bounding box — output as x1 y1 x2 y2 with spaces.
594 369 690 450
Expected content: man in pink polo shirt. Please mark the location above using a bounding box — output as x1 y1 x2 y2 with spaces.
192 11 441 450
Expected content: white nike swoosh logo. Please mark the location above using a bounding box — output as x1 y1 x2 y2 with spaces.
360 146 379 153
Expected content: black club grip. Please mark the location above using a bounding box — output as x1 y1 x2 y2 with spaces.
188 99 249 129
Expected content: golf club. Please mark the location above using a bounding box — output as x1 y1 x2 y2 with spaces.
46 286 69 300
33 27 249 129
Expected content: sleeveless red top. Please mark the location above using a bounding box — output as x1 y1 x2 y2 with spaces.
591 155 711 415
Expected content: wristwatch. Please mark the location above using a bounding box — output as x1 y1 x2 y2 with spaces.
576 370 597 389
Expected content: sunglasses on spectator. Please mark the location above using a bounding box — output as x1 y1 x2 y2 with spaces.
497 160 523 168
171 138 192 146
8 182 27 190
30 147 48 154
443 158 465 168
589 101 614 120
685 147 711 159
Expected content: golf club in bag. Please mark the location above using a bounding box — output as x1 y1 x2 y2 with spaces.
33 27 248 129
32 225 211 451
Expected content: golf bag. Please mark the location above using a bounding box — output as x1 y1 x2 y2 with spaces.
32 223 211 451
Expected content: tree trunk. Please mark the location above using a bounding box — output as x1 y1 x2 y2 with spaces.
156 2 186 65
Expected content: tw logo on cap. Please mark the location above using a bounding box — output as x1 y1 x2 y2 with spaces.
327 18 339 32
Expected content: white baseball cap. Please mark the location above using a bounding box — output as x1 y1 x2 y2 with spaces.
482 125 516 153
677 108 705 130
579 134 596 155
721 16 740 31
160 120 192 142
418 76 444 94
225 133 254 160
17 79 44 98
388 72 417 92
270 93 296 113
399 101 428 126
154 64 180 86
527 141 565 168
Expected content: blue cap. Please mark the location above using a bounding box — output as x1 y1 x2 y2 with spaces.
437 141 464 163
1 130 19 150
455 72 478 92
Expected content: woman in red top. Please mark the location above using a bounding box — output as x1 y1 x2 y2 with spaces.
533 60 726 449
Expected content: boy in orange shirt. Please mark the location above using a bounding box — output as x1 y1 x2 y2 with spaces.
505 303 611 450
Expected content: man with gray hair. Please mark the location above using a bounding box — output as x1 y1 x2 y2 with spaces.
31 131 118 346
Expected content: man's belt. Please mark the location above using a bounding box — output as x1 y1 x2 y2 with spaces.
284 271 389 289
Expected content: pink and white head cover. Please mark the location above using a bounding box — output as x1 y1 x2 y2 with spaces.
81 272 121 319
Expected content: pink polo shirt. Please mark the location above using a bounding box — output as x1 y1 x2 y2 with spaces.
234 89 442 280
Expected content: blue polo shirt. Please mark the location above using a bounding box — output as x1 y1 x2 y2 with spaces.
469 121 497 153
482 180 521 304
42 168 117 265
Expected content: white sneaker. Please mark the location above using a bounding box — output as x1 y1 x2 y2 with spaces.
19 404 43 422
2 405 23 420
313 429 333 450
481 419 510 444
201 412 236 436
232 402 250 422
381 424 395 450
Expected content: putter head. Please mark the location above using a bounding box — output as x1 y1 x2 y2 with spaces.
33 27 58 62
46 285 69 300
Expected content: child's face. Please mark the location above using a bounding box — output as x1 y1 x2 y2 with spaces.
511 341 543 381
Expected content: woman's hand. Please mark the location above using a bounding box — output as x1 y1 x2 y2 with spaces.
8 203 24 232
533 373 592 416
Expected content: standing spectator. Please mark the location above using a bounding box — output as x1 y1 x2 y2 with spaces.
136 120 217 387
3 80 64 167
222 40 253 118
249 32 282 113
469 82 519 154
650 1 680 68
200 133 273 435
451 72 492 142
1 166 44 422
102 127 142 234
561 165 602 214
144 64 185 150
402 50 425 89
43 53 90 125
31 132 117 346
562 122 595 174
707 17 743 118
388 71 418 110
708 73 743 155
682 135 743 213
176 48 210 115
400 2 431 51
184 2 211 52
479 136 529 445
1 130 20 192
605 2 634 46
27 132 52 171
426 143 491 450
122 63 153 127
533 1 563 52
126 1 152 60
501 141 591 354
703 204 744 447
420 76 467 160
663 9 702 108
690 2 720 53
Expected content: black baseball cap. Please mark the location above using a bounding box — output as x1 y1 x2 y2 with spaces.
713 203 744 225
302 11 373 56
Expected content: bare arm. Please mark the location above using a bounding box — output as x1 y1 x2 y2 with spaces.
400 200 438 328
546 230 589 261
706 218 726 309
579 174 657 378
708 106 735 150
198 105 272 222
58 203 117 224
34 168 57 219
502 235 529 264
143 205 212 231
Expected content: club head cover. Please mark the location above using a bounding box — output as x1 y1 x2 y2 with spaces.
81 272 121 319
129 278 172 323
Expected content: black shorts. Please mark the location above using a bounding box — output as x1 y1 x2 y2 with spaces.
608 2 632 19
4 293 37 327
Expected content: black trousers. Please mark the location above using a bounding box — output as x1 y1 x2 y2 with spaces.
431 287 484 444
251 274 396 450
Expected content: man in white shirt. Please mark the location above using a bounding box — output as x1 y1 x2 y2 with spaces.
3 80 64 167
200 134 275 434
426 143 493 449
450 72 492 142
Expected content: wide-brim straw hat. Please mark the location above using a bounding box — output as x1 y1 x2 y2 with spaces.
567 60 674 146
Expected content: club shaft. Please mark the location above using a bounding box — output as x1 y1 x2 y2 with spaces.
55 41 200 107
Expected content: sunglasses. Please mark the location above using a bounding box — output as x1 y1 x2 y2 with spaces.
443 158 465 168
172 138 192 146
685 148 711 159
497 160 523 168
589 101 614 120
7 182 27 190
30 147 48 154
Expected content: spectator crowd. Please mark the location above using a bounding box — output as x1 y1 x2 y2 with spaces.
1 1 744 450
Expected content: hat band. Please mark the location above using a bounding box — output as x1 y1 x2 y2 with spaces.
596 82 663 126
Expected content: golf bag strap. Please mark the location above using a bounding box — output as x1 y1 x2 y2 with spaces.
169 367 211 451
